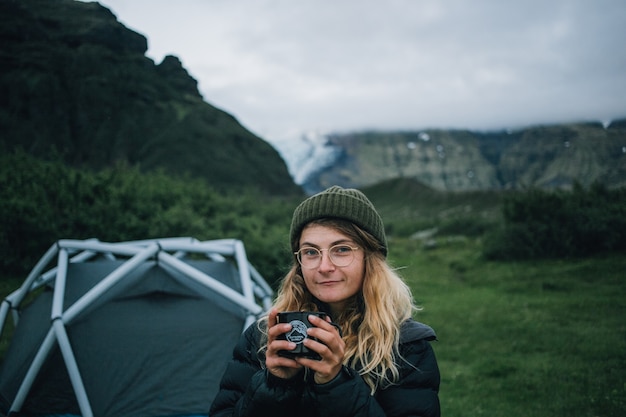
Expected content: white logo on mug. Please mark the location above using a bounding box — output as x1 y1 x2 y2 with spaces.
285 320 308 344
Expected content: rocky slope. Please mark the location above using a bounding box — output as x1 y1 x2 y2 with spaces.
0 0 300 195
292 121 626 193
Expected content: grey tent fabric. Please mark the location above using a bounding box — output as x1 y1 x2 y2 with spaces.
0 238 273 417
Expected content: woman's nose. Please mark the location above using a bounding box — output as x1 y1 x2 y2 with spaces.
318 250 336 270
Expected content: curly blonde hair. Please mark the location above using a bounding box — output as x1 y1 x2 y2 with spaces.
264 218 417 393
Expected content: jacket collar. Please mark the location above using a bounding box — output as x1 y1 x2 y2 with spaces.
399 318 437 343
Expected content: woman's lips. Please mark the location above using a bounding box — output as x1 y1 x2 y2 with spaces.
318 280 341 286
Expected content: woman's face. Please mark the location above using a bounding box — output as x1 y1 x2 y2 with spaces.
298 224 365 317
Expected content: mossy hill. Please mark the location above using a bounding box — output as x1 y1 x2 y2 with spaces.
0 0 300 196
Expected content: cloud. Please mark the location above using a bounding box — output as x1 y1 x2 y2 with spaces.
99 0 626 142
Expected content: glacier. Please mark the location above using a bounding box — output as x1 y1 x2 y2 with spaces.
269 130 342 190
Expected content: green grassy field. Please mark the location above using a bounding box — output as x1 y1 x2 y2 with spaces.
390 236 626 417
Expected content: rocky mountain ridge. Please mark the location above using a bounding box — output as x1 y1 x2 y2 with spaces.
286 121 626 194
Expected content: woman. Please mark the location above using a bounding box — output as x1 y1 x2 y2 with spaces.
210 186 440 417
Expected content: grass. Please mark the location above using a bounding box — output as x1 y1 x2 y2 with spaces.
390 236 626 417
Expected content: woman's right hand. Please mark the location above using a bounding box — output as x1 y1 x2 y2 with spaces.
265 308 304 379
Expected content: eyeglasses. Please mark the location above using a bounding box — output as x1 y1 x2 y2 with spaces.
294 244 360 269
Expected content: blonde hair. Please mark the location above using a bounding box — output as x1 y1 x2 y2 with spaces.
265 218 417 393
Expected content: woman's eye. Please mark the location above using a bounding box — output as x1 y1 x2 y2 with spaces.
332 245 352 255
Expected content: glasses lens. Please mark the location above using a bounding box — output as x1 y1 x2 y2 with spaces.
296 245 356 269
329 245 355 267
297 247 321 269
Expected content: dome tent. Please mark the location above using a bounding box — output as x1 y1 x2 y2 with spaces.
0 237 273 417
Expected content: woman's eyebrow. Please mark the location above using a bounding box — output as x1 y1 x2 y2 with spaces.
299 239 354 248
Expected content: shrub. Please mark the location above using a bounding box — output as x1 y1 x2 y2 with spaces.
437 216 495 237
0 150 297 285
484 182 626 260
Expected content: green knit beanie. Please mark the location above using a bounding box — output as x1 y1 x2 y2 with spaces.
290 185 388 256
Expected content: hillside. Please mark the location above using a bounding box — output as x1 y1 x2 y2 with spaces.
0 0 300 195
297 122 626 193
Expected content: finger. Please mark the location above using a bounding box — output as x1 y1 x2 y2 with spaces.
303 326 345 364
307 314 339 333
268 322 293 340
306 321 342 348
267 339 297 355
267 309 292 342
301 337 332 359
268 308 280 327
266 353 304 379
266 349 301 367
294 348 341 380
305 328 336 351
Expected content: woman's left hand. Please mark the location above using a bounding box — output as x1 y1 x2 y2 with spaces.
295 314 345 384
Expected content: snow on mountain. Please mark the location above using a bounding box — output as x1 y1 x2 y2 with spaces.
269 130 342 187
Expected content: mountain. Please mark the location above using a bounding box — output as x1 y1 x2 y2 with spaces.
3 0 624 197
280 121 626 194
0 0 300 196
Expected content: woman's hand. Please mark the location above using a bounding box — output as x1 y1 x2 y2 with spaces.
296 313 345 384
265 308 303 379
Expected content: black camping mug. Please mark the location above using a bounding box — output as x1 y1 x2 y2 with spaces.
276 311 330 360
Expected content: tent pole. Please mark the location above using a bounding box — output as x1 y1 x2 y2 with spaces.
62 243 160 324
248 263 274 310
160 239 234 255
32 247 99 290
248 263 273 296
10 329 55 413
234 240 255 302
49 248 94 415
158 251 263 315
6 242 59 315
0 300 10 341
50 248 68 320
58 239 140 257
0 242 58 340
53 319 94 417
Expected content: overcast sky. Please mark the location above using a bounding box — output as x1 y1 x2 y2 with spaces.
97 0 626 144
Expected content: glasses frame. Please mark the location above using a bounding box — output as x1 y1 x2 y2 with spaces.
294 244 360 269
